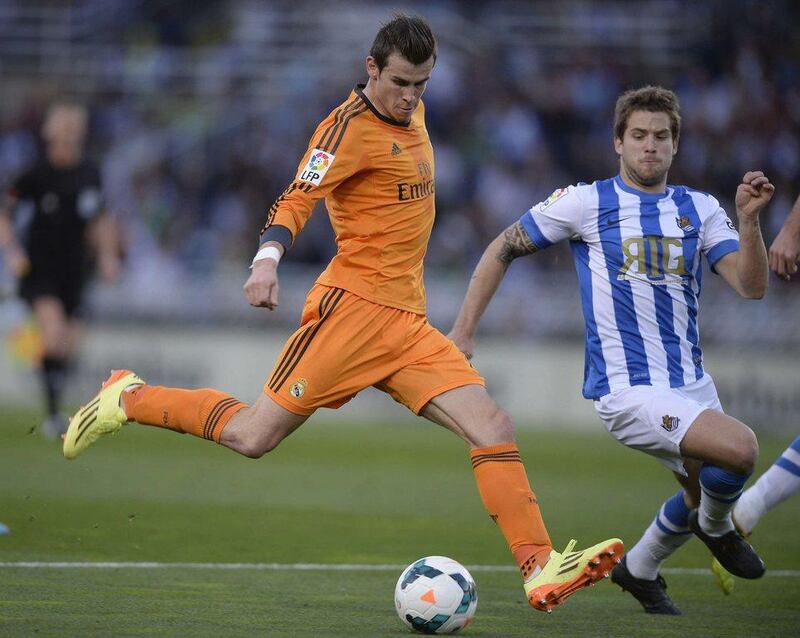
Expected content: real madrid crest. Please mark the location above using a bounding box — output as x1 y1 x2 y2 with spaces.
289 378 307 398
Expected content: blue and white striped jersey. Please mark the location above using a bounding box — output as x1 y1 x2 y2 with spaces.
519 175 740 400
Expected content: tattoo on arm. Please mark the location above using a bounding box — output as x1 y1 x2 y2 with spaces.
496 222 537 266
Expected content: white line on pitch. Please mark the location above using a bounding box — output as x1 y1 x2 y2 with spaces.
0 562 798 577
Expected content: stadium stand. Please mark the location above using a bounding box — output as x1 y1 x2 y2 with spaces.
0 0 798 344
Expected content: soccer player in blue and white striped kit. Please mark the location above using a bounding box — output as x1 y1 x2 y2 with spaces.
448 86 775 615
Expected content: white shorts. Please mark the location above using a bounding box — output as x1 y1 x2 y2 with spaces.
594 374 724 476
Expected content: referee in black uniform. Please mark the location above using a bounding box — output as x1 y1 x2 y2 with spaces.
0 103 121 437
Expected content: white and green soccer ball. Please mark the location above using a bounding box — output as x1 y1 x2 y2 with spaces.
394 556 478 634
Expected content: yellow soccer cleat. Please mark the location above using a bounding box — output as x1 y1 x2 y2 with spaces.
711 557 735 595
525 537 625 613
711 519 751 595
63 369 144 460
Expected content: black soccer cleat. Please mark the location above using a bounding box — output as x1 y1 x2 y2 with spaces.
610 556 681 615
687 509 765 579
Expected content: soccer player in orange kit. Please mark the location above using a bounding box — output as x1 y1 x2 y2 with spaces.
63 14 622 612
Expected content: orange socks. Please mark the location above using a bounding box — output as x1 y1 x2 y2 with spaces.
471 443 552 580
122 385 246 443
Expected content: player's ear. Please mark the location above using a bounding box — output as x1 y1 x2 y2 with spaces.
613 136 624 155
365 56 379 82
672 136 679 155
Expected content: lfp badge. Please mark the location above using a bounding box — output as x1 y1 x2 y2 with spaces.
299 149 335 185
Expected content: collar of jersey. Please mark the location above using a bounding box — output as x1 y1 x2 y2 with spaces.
614 174 672 200
355 84 412 128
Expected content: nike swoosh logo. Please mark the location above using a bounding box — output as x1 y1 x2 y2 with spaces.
605 216 632 227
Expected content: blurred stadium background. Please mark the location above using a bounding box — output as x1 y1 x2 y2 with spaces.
0 0 798 431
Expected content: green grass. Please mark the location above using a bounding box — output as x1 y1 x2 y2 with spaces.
0 408 798 637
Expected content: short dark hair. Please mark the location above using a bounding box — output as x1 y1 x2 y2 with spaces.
369 14 437 71
613 86 681 142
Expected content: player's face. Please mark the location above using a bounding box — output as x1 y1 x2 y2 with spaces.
47 136 83 167
614 110 678 192
366 52 434 124
43 108 86 168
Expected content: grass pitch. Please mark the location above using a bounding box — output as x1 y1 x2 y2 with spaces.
0 407 798 637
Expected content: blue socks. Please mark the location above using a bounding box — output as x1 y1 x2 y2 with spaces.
699 465 749 535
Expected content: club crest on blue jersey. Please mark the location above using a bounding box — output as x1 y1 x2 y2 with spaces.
676 215 695 233
661 415 680 432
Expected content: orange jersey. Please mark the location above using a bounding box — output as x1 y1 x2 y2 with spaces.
260 85 435 314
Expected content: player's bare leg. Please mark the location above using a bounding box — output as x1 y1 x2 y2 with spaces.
32 296 71 358
422 384 623 612
219 393 307 458
680 410 758 475
420 383 513 447
32 296 74 438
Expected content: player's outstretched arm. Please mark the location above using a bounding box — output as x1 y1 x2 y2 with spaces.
769 192 800 281
243 241 284 311
448 221 537 358
715 171 774 299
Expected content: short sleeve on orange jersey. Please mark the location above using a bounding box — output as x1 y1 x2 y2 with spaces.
260 93 370 249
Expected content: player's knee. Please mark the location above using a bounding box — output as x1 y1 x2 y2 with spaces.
730 428 759 475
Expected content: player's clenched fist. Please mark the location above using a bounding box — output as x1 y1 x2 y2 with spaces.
244 259 280 310
735 171 775 221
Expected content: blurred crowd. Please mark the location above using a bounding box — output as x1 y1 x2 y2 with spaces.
0 0 798 331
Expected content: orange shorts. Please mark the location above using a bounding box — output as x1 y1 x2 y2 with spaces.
264 284 484 416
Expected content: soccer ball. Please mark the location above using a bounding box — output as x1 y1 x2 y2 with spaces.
394 556 478 634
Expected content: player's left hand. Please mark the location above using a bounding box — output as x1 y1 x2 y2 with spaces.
735 171 775 221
